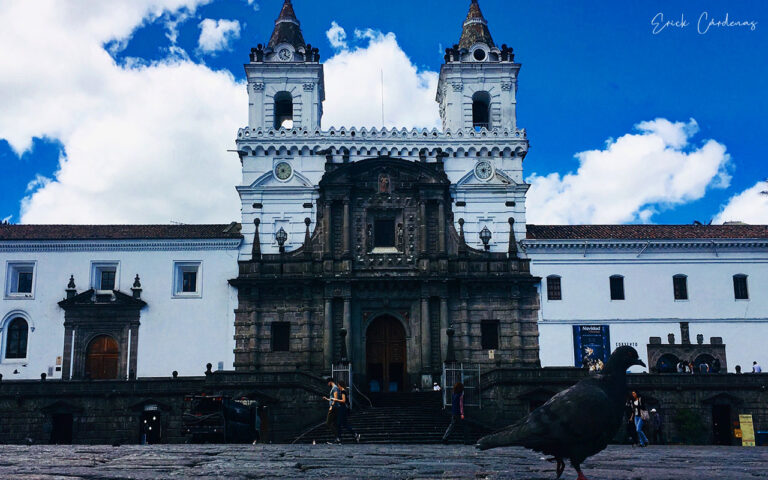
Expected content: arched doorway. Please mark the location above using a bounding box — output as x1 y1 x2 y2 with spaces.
366 316 406 393
85 335 119 380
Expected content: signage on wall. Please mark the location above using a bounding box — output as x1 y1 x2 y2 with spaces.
739 414 756 447
488 350 495 360
573 325 611 372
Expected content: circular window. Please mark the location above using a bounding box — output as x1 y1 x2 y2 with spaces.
473 49 487 61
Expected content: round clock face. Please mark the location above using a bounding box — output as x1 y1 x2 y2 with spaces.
278 48 292 61
275 162 293 181
474 161 493 180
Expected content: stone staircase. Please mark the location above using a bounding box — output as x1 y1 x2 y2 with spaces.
293 391 491 444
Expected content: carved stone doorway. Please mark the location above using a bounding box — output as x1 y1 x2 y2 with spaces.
85 335 119 380
366 316 406 393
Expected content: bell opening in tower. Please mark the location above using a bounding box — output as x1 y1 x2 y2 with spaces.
472 91 491 130
273 91 294 129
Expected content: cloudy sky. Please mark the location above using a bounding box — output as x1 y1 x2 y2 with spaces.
0 0 766 225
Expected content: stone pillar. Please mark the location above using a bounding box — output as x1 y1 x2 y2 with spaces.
342 200 350 256
253 309 261 369
438 202 446 255
303 309 312 370
324 298 333 370
323 203 332 256
343 298 352 361
129 324 139 379
62 325 73 380
419 201 427 253
440 297 449 362
421 296 431 372
680 322 690 345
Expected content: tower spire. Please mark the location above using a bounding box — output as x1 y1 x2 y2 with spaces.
268 0 306 50
458 0 495 50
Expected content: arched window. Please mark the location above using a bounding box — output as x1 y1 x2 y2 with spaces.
609 275 625 300
733 274 748 300
5 317 28 359
472 91 490 130
273 91 293 129
673 274 688 300
656 354 679 374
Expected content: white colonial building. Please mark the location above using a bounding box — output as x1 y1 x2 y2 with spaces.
524 224 768 372
0 0 766 381
0 225 241 380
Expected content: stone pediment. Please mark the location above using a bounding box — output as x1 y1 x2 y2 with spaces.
320 157 450 190
58 289 147 309
249 170 313 190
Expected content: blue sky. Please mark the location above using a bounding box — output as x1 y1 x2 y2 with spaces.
0 0 766 225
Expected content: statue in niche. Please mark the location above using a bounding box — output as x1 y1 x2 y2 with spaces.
396 223 404 251
378 174 391 194
366 223 373 252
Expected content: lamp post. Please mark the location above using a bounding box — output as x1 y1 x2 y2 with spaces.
479 225 492 251
275 227 288 253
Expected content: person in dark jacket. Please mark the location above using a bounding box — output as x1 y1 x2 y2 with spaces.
335 380 361 444
442 382 469 444
650 408 663 445
629 391 649 447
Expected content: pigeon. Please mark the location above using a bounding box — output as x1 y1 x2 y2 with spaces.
476 346 646 480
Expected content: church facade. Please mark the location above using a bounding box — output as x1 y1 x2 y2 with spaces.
1 0 767 388
231 0 539 390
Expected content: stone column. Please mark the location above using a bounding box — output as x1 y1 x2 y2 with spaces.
440 297 449 363
323 203 332 256
438 202 446 255
419 201 427 253
343 298 352 361
129 324 139 379
342 200 350 256
421 296 431 372
303 309 312 370
62 324 73 380
324 298 333 370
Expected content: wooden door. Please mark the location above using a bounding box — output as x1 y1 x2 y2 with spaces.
366 316 406 392
85 335 119 380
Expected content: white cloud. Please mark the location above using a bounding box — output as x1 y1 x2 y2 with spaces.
326 21 347 50
246 0 260 11
0 0 244 224
197 18 241 53
322 24 440 129
713 181 768 224
526 118 732 224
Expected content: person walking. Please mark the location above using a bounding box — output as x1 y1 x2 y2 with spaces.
630 391 649 447
322 377 341 443
753 361 762 373
650 408 663 445
441 382 469 445
624 394 638 445
335 380 361 444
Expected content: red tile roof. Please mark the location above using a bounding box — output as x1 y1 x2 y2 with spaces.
0 224 242 241
526 224 768 240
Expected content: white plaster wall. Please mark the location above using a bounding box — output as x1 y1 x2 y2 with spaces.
528 245 768 372
0 242 239 380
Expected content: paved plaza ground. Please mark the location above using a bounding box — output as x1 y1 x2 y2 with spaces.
0 444 766 480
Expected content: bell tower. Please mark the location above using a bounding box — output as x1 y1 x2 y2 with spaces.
245 0 325 130
436 0 519 132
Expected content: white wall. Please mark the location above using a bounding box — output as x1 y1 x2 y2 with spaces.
0 240 239 380
526 242 768 372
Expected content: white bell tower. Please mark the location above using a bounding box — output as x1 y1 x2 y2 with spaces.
436 0 519 132
245 0 325 131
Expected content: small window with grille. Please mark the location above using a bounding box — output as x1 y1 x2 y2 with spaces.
271 322 290 352
609 275 625 300
673 275 688 300
733 274 749 300
546 276 562 301
481 321 499 350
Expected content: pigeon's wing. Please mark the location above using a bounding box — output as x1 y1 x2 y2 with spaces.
478 380 618 456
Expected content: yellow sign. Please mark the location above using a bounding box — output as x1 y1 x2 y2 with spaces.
739 414 755 447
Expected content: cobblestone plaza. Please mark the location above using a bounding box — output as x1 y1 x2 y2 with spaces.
0 444 766 480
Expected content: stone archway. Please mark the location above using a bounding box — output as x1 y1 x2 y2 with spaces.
365 315 406 393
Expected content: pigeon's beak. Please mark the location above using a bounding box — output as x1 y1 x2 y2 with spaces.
634 359 646 368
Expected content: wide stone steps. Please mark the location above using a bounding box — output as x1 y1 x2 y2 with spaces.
294 391 491 444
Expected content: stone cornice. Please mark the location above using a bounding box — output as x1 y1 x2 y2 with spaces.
0 238 242 253
235 126 529 157
521 239 768 252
